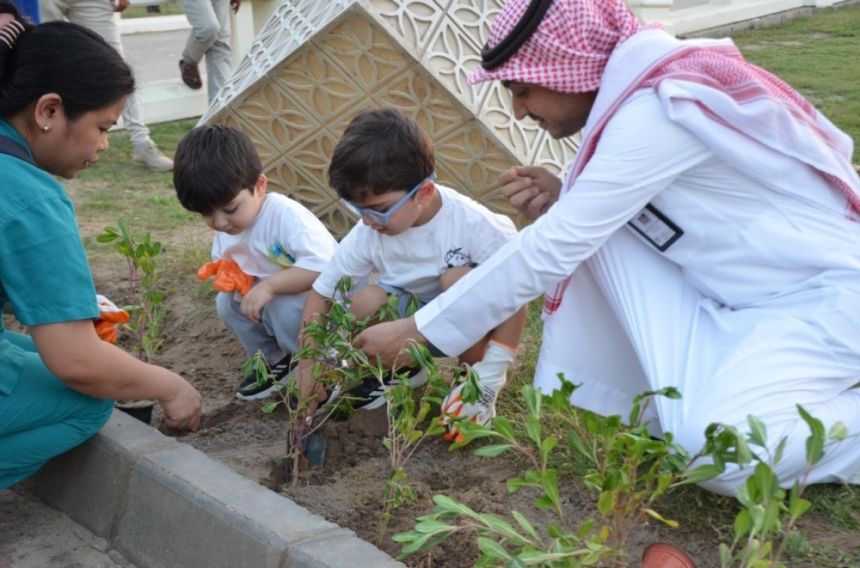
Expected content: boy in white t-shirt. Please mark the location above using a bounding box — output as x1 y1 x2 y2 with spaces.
297 109 527 437
174 125 338 400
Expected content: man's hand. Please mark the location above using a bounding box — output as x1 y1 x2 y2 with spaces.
159 377 203 431
113 0 130 12
240 281 274 323
229 0 241 13
353 317 426 368
498 166 561 220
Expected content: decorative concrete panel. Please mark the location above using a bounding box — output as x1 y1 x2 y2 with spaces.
201 0 578 237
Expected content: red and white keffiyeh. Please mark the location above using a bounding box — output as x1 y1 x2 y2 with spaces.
468 0 645 93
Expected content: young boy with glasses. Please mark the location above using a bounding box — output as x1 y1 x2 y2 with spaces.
173 125 338 400
297 108 527 437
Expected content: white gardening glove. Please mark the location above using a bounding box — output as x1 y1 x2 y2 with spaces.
441 341 516 443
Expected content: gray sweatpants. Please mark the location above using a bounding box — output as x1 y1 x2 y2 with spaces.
215 291 305 364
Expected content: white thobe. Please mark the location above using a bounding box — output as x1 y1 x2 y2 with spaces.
415 81 860 496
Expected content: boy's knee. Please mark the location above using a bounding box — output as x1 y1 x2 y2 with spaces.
215 291 235 321
440 266 472 291
350 285 389 319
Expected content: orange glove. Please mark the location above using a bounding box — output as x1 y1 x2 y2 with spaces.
197 259 254 296
94 294 130 344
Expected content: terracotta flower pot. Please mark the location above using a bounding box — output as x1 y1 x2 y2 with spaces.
641 543 697 568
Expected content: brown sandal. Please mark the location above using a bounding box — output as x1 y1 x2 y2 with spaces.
179 59 202 90
641 542 697 568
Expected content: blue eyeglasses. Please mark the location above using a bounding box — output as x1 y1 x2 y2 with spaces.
342 173 436 226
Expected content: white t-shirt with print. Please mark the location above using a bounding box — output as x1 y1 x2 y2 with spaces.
313 185 517 303
212 192 337 278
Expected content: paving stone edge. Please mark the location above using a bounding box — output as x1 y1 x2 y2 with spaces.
24 409 401 568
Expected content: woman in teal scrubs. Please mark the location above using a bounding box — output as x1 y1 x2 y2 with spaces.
0 2 202 488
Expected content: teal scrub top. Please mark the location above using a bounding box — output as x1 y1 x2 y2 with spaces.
0 119 98 396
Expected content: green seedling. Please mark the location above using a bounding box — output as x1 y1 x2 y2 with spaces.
377 341 449 543
96 219 166 362
706 407 851 568
396 376 720 566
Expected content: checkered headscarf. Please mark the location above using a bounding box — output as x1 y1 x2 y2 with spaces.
469 0 644 93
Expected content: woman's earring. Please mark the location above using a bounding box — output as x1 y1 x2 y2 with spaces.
42 125 49 132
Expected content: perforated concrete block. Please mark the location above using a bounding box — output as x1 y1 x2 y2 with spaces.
201 0 580 237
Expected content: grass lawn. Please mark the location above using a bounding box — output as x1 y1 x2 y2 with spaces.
67 3 860 565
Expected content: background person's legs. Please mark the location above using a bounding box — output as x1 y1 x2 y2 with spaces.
37 0 173 171
203 0 232 102
0 332 114 489
178 0 232 102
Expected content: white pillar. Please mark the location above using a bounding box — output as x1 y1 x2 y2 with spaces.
626 0 674 25
229 0 279 66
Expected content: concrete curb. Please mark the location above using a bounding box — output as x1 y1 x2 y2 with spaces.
25 410 401 568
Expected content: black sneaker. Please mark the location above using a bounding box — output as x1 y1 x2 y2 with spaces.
236 353 297 401
347 366 428 411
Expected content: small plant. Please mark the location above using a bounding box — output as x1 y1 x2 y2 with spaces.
256 277 429 487
395 376 720 566
376 342 448 543
708 406 850 568
96 219 166 362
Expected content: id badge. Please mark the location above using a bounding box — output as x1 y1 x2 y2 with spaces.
627 204 683 252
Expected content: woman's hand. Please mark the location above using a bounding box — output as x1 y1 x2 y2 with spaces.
158 377 203 431
353 317 427 368
498 166 562 220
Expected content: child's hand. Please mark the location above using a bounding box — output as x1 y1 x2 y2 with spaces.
240 281 275 323
497 166 561 220
353 317 426 368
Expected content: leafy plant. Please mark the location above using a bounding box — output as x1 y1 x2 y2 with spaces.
376 342 448 543
255 277 437 487
708 407 850 568
96 219 166 362
395 376 719 566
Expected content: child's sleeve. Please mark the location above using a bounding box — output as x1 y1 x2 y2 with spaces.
279 205 337 273
469 210 519 265
311 223 373 299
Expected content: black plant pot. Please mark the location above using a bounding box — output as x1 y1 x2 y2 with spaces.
117 403 155 425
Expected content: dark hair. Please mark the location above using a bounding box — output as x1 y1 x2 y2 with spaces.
0 2 135 121
329 108 435 201
173 124 262 215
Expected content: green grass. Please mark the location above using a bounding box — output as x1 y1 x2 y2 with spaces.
731 3 860 162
